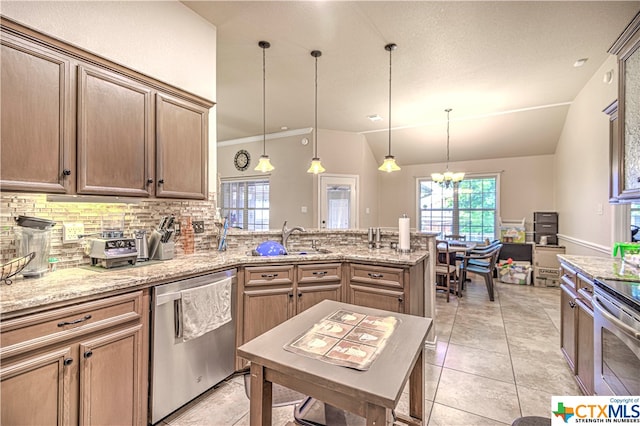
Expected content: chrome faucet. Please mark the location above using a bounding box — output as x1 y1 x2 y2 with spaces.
282 220 305 250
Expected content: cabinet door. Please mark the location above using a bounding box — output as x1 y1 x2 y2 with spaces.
77 65 153 197
79 325 143 426
243 287 294 344
348 283 405 313
576 299 594 395
560 284 577 372
611 14 640 201
0 33 72 193
1 347 73 425
155 93 208 199
297 283 342 314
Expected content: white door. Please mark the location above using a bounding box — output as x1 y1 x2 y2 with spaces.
318 174 359 229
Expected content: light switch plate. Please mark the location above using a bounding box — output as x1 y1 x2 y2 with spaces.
63 222 85 243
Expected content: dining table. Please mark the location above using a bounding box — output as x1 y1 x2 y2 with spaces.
237 299 433 426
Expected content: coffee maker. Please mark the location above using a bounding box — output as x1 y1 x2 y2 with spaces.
14 215 56 278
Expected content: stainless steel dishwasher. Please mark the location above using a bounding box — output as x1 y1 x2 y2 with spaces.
150 269 237 424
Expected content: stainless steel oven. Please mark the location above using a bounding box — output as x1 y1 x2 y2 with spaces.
593 278 640 396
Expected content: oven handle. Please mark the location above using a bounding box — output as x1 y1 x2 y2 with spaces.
593 294 640 340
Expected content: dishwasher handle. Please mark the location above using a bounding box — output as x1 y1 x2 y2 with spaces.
174 299 183 339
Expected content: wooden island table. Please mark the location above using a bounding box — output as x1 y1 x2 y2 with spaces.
237 300 432 426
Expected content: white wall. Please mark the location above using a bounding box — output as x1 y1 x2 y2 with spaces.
1 0 219 189
555 55 619 257
217 128 379 229
377 155 557 232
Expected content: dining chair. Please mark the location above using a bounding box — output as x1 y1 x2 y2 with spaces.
459 243 502 301
435 240 458 302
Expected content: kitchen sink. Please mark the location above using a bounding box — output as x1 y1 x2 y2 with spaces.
247 248 332 256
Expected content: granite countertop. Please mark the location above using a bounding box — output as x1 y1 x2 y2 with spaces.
558 254 640 281
0 246 428 319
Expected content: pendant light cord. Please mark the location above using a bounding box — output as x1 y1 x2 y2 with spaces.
314 53 318 158
262 44 266 156
446 108 451 170
387 45 393 156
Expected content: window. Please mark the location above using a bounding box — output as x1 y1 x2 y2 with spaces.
220 178 269 230
631 203 640 227
418 175 498 241
632 203 640 242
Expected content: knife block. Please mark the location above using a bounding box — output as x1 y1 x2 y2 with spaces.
155 241 174 260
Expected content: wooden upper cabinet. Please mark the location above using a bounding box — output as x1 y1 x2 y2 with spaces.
0 33 72 193
77 65 153 197
0 17 214 199
609 12 640 202
155 93 208 199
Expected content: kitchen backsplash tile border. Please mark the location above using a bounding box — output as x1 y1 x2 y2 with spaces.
0 192 218 268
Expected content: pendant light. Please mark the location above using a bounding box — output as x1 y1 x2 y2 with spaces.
307 50 326 174
431 108 464 187
378 43 401 173
254 40 275 173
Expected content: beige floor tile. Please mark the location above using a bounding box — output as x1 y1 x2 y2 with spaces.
443 342 515 383
434 368 520 424
164 380 249 426
428 402 510 426
517 385 555 419
426 340 449 367
511 353 582 395
449 323 510 354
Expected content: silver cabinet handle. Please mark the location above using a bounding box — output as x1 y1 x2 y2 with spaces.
261 273 278 279
368 273 384 279
312 271 327 276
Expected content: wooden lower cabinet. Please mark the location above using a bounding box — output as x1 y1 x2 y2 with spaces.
347 263 424 315
0 290 149 425
1 347 72 425
575 298 594 395
238 263 342 368
559 262 595 395
296 263 342 314
560 283 577 371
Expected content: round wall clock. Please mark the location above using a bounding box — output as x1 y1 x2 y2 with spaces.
234 149 251 171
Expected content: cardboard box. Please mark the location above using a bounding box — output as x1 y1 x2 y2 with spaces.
534 277 560 287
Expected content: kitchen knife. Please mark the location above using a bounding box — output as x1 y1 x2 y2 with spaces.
165 216 175 230
158 216 168 230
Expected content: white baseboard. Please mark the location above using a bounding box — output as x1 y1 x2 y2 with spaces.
556 234 610 255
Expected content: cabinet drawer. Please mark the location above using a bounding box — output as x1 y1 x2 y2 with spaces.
349 264 404 289
534 223 558 234
533 212 558 224
560 263 577 290
297 263 342 284
244 265 294 287
1 291 143 356
576 273 594 309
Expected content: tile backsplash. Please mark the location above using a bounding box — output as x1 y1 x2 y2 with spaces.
0 192 219 268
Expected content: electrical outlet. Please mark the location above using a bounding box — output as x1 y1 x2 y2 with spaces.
63 222 85 243
193 220 205 234
174 222 181 236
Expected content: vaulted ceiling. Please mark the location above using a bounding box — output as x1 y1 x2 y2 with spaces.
183 1 640 166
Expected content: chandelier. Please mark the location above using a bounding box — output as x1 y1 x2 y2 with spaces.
431 108 464 187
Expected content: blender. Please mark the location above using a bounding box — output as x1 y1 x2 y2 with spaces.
14 215 56 278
